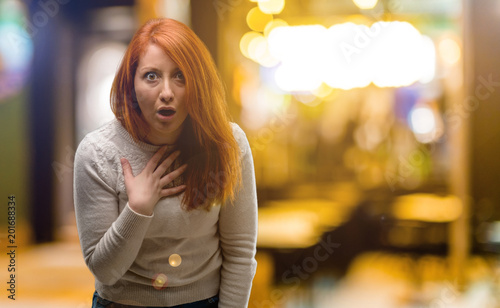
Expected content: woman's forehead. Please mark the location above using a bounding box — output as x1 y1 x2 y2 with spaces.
137 44 179 70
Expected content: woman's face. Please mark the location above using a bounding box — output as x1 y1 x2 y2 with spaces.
134 43 189 145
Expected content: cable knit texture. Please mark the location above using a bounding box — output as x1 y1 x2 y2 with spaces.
73 118 258 307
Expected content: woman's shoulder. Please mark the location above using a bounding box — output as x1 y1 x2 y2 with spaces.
229 122 247 140
76 119 122 159
229 122 251 157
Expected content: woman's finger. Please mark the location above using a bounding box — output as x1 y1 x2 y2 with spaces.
159 164 188 187
145 145 170 172
154 150 181 176
160 185 187 198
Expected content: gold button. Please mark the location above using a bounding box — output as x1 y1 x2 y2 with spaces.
169 254 182 267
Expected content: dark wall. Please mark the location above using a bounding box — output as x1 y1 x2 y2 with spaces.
469 0 500 243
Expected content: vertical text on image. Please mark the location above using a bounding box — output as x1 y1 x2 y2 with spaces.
6 195 17 300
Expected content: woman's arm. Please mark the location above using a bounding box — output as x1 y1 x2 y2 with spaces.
73 138 154 285
73 138 185 285
218 124 258 307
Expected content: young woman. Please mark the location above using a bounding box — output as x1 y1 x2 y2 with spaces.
73 18 258 308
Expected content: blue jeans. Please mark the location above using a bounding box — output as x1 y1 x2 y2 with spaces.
92 291 219 308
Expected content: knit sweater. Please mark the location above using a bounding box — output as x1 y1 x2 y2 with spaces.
73 118 258 307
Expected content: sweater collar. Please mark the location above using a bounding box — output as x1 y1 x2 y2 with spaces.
113 118 177 152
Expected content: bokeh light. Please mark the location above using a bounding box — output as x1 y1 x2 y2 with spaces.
264 21 436 91
439 37 461 66
263 18 288 37
258 0 285 14
410 107 435 135
0 1 33 101
246 7 273 32
240 31 262 59
353 0 379 9
409 104 443 143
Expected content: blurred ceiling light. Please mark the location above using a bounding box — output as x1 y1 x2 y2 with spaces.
156 0 191 26
354 121 385 151
77 43 126 139
258 211 318 248
323 22 373 90
371 22 430 88
244 33 280 67
410 106 435 135
258 199 345 248
256 50 280 67
240 85 271 130
418 36 436 84
264 21 436 91
293 92 318 105
392 194 462 223
311 83 334 98
438 37 461 66
274 63 324 92
0 16 33 100
0 23 32 72
486 222 500 244
258 0 285 14
91 6 137 34
240 82 289 130
409 104 442 143
353 0 378 9
246 6 273 32
269 25 327 91
263 18 288 37
247 34 267 61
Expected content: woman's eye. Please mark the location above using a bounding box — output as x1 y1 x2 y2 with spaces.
175 71 184 80
145 72 158 81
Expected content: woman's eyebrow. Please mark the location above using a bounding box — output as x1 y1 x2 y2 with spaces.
138 66 181 72
138 66 160 72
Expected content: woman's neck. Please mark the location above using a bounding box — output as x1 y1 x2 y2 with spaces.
140 126 182 146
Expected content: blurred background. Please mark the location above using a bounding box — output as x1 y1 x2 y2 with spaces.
1 0 500 307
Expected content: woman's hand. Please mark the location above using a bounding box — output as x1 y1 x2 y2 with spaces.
120 146 187 216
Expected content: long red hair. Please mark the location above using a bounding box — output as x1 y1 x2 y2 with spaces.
111 18 241 210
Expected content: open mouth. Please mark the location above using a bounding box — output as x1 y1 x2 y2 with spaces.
158 108 176 117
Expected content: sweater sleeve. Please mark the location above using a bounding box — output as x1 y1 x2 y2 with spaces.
218 124 258 307
73 136 153 285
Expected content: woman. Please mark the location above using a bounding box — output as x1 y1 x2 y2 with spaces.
73 18 258 308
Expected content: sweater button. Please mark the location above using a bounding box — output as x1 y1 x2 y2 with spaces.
169 254 182 267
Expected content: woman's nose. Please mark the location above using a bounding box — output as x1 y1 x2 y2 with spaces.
159 81 174 102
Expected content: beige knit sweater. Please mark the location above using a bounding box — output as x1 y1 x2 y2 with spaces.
73 119 258 307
